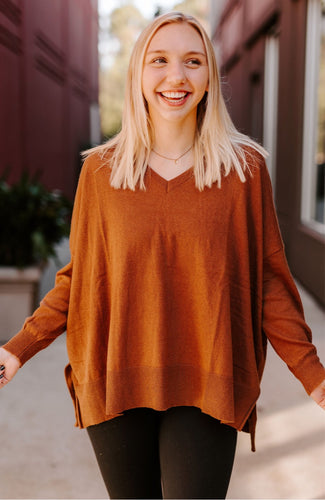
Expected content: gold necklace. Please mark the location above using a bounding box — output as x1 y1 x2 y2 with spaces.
152 145 193 165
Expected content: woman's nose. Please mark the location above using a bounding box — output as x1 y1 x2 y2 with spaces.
166 61 186 85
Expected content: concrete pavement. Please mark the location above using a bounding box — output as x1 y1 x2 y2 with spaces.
0 257 324 498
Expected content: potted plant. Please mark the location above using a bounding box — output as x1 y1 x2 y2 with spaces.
0 170 72 342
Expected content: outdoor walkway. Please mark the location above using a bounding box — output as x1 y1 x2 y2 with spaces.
1 252 324 498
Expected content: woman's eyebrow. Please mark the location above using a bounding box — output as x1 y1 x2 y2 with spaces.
146 49 207 57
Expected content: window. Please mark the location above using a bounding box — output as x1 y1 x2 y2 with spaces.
301 0 325 234
263 33 279 189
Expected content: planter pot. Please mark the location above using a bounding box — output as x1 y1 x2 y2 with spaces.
0 266 42 343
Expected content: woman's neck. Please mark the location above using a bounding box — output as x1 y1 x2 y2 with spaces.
149 119 196 181
151 119 196 156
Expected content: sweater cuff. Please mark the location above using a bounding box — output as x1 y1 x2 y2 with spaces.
2 329 49 366
296 358 325 395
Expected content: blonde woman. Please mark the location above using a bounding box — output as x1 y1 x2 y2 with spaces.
1 12 324 500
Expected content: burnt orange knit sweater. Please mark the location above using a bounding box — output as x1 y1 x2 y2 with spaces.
4 151 325 450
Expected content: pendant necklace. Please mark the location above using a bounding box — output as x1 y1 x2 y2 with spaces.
152 144 193 165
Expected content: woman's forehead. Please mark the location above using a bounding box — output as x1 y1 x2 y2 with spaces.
146 22 206 54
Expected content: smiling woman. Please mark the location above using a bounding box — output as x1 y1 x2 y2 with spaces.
1 10 325 500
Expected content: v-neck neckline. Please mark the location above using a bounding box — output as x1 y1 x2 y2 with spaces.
147 166 194 192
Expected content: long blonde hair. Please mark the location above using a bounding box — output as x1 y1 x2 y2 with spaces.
84 12 267 190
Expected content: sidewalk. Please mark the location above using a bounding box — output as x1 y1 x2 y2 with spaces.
0 267 324 498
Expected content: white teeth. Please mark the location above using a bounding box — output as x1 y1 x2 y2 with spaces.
161 91 188 98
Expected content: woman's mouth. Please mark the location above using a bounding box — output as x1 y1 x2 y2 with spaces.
159 91 190 105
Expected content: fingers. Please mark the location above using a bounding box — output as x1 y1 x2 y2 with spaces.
0 371 12 387
0 364 8 387
0 356 20 388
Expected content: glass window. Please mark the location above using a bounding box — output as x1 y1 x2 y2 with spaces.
301 0 325 233
263 33 279 190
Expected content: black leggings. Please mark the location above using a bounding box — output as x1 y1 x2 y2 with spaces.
87 406 237 499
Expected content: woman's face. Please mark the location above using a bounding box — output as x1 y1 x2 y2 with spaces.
142 22 209 127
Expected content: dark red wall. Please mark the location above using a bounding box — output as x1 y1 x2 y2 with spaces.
0 0 99 198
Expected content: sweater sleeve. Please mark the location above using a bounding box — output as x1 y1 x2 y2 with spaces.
262 248 325 394
1 159 90 366
259 160 325 394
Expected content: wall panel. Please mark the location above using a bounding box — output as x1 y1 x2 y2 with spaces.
0 0 98 198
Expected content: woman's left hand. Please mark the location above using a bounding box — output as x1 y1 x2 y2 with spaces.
310 379 325 410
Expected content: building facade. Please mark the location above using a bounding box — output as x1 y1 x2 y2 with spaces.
212 0 325 305
0 0 100 199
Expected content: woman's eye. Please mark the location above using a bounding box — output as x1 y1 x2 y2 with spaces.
186 59 201 66
152 57 167 64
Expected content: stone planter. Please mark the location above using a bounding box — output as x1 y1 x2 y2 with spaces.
0 266 42 343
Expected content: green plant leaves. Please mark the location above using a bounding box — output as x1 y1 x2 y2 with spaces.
0 171 72 268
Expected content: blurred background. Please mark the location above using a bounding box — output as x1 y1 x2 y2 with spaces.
0 1 324 499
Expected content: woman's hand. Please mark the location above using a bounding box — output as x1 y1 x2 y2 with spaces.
310 379 325 410
0 347 21 388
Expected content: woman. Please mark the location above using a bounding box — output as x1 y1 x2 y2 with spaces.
1 12 324 500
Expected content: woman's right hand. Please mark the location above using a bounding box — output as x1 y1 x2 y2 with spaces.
0 347 21 388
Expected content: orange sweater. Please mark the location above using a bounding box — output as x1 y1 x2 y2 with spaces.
4 151 325 450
